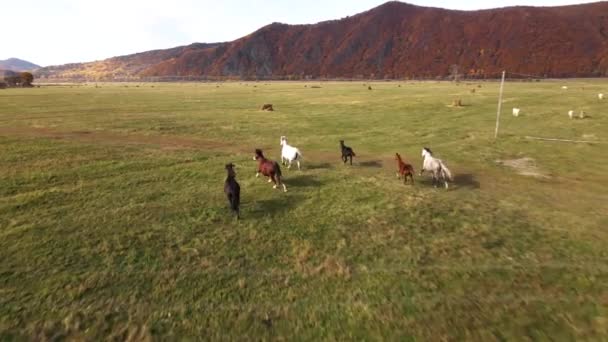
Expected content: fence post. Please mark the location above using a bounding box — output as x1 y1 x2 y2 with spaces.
494 70 506 139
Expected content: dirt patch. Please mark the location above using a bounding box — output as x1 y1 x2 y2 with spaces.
496 157 549 178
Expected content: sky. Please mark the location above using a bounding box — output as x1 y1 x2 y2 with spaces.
0 0 599 66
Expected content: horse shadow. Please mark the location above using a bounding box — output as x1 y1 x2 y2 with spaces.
359 160 383 168
453 173 480 189
247 195 304 218
416 173 479 189
286 174 323 187
306 162 333 170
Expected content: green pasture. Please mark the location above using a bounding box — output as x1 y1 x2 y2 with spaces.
1 80 607 339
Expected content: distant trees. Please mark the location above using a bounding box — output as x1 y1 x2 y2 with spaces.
0 71 34 87
20 72 34 86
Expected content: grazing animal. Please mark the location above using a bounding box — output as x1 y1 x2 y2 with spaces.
261 104 274 111
395 153 415 184
253 149 287 192
568 110 575 119
512 108 520 117
599 93 604 100
280 136 303 170
339 140 356 165
579 110 586 119
420 147 453 189
224 163 240 220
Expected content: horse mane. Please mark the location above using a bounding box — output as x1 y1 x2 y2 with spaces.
423 147 433 155
255 148 266 159
225 163 236 177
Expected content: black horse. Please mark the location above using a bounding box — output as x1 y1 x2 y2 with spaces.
340 140 356 165
224 163 240 219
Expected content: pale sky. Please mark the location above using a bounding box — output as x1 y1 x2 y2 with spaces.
0 0 599 66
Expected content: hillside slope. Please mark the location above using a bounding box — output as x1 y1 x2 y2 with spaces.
37 1 608 79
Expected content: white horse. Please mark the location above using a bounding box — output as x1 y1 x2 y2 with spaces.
420 147 453 189
280 136 303 170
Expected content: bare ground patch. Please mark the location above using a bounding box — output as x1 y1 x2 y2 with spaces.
496 157 549 178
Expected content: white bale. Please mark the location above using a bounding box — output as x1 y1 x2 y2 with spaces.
512 107 520 117
568 110 574 119
599 93 604 100
561 86 568 90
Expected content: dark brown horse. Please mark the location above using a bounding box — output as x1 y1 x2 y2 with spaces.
395 153 415 184
253 149 287 192
224 163 240 219
340 140 356 165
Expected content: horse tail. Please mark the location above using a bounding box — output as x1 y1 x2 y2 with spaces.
295 149 303 160
439 161 453 181
274 162 283 182
351 149 356 157
231 187 240 212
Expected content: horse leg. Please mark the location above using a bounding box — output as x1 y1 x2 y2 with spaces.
256 172 260 178
287 159 292 169
271 174 277 189
349 155 353 165
297 160 301 170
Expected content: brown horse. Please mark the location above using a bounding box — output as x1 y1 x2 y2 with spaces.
253 149 287 192
395 153 415 184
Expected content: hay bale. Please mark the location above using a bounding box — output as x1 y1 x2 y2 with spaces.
368 86 372 90
261 104 274 111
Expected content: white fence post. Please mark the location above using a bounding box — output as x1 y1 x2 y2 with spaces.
494 70 506 139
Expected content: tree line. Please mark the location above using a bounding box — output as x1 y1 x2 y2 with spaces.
0 71 34 88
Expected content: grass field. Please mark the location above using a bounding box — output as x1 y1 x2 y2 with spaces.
1 80 607 340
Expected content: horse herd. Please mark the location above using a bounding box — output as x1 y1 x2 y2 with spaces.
224 136 453 219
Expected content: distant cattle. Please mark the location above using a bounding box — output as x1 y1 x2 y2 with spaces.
261 104 274 111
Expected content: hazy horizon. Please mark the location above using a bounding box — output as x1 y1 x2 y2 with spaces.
2 0 600 67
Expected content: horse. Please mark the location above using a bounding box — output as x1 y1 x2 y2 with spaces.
280 136 303 170
340 140 356 165
224 163 240 220
395 153 415 184
420 147 453 189
253 149 287 192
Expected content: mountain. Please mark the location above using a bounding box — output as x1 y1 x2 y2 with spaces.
0 58 40 72
35 43 223 80
36 1 608 80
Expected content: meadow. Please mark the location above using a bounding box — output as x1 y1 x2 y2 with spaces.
0 80 607 340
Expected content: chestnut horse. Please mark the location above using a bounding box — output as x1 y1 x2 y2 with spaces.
395 153 415 184
253 149 287 192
